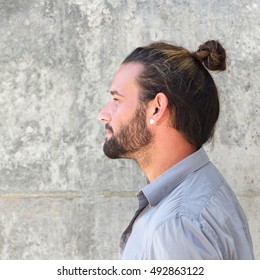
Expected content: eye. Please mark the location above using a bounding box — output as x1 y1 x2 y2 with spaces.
113 97 119 102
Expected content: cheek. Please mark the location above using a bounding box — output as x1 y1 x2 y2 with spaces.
111 100 140 128
112 104 128 122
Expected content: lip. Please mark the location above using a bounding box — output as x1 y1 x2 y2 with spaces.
105 124 113 139
105 129 113 138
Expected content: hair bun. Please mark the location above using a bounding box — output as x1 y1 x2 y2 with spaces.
193 40 226 71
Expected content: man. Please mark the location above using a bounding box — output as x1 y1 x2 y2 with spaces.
98 40 254 259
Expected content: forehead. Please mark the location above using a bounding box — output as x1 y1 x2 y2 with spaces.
110 62 143 95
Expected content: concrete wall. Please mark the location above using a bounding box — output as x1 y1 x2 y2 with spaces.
0 0 259 259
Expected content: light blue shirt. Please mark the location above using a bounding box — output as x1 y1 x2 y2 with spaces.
120 148 254 259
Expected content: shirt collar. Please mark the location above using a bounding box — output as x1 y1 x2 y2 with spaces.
140 147 210 207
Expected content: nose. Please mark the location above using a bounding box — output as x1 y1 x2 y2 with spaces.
98 104 111 123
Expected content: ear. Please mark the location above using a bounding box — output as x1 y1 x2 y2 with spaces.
148 92 169 125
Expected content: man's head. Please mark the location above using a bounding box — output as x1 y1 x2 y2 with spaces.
99 40 226 159
122 40 226 148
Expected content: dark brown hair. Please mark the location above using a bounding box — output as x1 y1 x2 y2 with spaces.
122 40 226 148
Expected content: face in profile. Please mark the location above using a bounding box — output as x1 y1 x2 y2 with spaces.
99 63 153 160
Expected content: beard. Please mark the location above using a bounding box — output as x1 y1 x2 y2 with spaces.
103 104 153 159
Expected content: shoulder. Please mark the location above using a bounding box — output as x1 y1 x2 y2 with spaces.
143 163 253 259
148 161 229 225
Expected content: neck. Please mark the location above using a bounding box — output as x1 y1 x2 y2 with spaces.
135 128 197 182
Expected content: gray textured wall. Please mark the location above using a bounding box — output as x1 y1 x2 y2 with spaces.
0 0 259 259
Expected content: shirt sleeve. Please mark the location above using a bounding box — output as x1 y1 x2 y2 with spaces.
145 215 223 259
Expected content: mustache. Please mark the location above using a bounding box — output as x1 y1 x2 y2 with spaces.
105 124 114 133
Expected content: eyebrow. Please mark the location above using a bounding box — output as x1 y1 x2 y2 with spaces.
110 90 124 97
